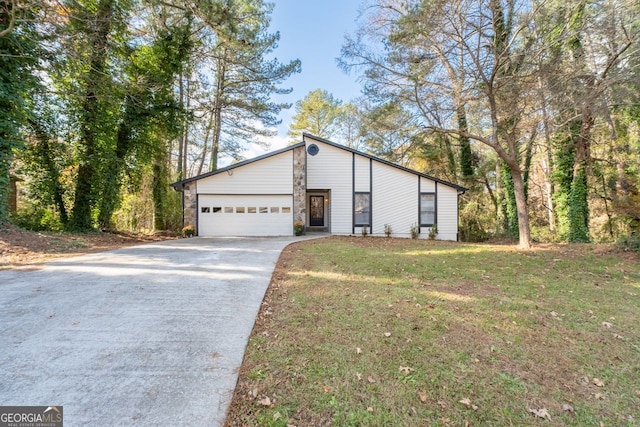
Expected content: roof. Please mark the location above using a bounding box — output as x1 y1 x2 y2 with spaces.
302 133 468 194
171 135 467 194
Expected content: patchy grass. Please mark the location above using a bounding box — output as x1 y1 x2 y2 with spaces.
226 236 640 427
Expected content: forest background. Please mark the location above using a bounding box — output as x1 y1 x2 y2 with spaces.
1 0 639 251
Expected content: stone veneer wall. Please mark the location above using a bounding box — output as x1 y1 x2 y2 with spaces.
292 145 307 226
183 183 197 233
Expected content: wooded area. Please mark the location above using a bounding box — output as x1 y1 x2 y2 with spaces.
1 0 639 250
1 0 299 232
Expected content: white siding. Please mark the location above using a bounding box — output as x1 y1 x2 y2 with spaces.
420 177 435 193
354 155 370 192
306 137 353 233
196 151 293 195
435 184 459 240
198 194 293 236
372 162 419 236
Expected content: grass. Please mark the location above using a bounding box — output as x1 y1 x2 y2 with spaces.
225 236 640 426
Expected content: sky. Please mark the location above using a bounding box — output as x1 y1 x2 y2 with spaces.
247 0 365 154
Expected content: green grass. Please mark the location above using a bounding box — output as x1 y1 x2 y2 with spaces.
226 237 640 426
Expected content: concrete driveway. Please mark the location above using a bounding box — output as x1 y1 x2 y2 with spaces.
0 236 314 426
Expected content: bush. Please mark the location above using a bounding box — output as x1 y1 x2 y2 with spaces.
459 218 490 242
182 225 195 237
410 223 419 239
617 234 640 254
11 207 63 232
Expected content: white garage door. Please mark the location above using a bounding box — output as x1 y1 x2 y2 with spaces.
198 194 294 236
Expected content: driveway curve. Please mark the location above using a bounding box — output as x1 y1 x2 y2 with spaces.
0 236 317 426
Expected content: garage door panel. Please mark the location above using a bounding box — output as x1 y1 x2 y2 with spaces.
198 195 293 236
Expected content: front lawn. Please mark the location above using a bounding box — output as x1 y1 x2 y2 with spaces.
225 237 640 426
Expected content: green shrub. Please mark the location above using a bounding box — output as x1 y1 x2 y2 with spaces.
11 207 63 232
617 234 640 254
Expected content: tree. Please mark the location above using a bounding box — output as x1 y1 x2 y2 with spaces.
0 0 38 223
185 0 300 171
288 89 344 142
342 0 640 248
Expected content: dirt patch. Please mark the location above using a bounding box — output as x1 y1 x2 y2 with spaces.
0 224 175 270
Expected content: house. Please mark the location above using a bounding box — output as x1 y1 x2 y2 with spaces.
171 133 467 240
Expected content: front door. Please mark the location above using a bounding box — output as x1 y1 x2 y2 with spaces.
309 196 324 226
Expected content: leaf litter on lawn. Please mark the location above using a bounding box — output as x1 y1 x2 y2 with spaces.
225 236 640 426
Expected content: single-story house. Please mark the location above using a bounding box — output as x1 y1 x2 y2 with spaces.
171 133 467 240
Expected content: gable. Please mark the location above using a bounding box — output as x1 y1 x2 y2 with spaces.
302 133 466 194
196 150 294 195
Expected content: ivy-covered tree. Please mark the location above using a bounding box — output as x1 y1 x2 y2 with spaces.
0 1 38 223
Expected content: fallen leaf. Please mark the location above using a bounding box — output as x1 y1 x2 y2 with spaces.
273 412 281 421
410 406 417 415
356 347 362 354
614 333 624 339
368 376 376 383
550 311 558 317
594 393 606 400
418 391 427 403
528 407 552 420
399 366 415 374
259 396 272 406
601 321 612 328
593 378 604 387
579 375 590 386
384 332 392 337
437 400 447 410
367 407 374 412
459 398 472 407
356 372 362 381
323 385 331 393
562 404 575 413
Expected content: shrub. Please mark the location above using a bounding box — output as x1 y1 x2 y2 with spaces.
410 223 419 239
617 234 640 254
11 207 63 232
182 225 195 238
384 224 392 237
428 225 438 240
361 225 368 237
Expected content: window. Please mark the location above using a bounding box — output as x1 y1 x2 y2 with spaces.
259 207 268 213
282 207 291 213
201 207 210 213
213 207 222 213
224 207 233 213
354 193 370 226
236 207 245 213
271 207 279 213
420 193 436 226
248 207 256 213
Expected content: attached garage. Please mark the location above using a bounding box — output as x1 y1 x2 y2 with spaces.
198 194 293 236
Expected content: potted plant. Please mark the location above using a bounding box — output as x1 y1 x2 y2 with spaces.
293 220 305 236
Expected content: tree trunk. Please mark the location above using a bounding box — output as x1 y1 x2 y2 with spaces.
176 72 184 180
70 0 114 231
507 161 532 249
209 51 226 172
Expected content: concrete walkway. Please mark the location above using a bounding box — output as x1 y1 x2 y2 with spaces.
0 236 317 426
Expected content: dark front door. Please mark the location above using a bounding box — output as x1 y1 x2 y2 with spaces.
309 196 324 226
